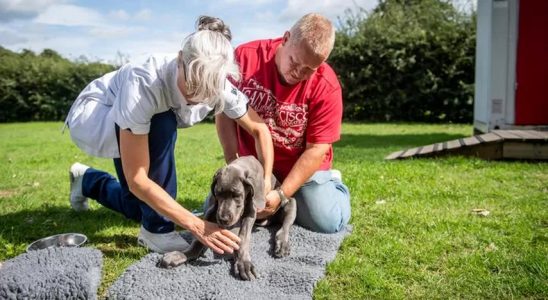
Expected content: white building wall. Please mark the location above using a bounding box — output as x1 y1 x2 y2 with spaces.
474 0 518 133
474 0 493 133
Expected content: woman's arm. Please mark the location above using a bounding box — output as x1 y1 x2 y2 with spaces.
118 129 240 254
231 108 274 194
215 113 239 164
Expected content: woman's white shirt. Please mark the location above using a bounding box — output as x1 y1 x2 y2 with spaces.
65 54 248 158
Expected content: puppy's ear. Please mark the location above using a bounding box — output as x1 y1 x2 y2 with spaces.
210 168 223 201
243 176 265 210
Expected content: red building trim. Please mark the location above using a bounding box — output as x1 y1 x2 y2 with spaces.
515 0 548 125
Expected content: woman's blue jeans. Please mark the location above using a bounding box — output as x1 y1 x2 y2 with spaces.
80 110 177 234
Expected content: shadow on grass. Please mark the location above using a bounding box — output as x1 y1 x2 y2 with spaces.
336 133 468 149
94 234 147 261
180 197 207 211
0 196 209 260
0 205 147 259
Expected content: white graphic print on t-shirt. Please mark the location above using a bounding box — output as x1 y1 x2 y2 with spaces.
240 78 308 151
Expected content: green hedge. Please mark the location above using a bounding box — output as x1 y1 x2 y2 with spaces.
0 47 114 122
329 0 476 122
0 0 475 123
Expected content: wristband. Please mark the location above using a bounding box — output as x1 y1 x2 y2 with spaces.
276 187 290 208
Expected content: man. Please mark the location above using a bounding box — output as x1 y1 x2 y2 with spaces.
216 13 350 233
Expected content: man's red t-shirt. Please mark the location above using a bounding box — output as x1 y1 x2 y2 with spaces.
234 38 343 181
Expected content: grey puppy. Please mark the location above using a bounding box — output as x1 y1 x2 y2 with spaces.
159 156 297 281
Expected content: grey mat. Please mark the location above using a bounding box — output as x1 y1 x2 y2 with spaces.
108 225 351 300
0 247 103 300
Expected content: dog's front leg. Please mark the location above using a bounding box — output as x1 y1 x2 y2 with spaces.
158 250 188 269
234 213 257 280
274 197 297 258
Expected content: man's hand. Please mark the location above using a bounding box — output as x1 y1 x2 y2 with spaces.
256 189 281 220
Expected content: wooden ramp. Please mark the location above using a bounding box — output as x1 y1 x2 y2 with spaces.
385 130 548 160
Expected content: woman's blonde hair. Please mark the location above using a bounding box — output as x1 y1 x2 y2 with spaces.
179 16 240 112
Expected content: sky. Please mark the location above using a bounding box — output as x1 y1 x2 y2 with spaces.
0 0 381 64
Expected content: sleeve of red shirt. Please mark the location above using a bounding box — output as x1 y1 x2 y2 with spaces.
305 86 343 145
234 45 243 65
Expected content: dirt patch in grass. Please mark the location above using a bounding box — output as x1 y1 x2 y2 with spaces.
0 189 18 198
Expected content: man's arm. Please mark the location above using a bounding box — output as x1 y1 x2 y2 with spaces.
257 142 330 219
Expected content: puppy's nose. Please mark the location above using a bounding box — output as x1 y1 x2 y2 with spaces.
217 214 231 226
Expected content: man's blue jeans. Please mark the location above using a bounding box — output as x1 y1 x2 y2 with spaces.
293 170 351 233
80 110 177 234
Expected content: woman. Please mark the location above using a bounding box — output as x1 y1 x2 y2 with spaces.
64 16 273 254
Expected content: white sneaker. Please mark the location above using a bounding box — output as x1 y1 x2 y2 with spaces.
69 162 90 212
137 226 190 253
330 169 342 181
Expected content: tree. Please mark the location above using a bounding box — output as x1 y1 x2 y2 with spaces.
329 0 476 122
0 48 115 122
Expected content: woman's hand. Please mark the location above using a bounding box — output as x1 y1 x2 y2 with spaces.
189 217 241 254
264 175 272 197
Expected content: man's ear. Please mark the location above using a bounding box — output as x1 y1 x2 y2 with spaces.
281 31 290 46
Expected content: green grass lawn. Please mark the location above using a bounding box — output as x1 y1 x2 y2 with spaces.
1 122 546 299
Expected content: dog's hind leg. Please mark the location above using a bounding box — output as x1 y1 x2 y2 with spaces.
274 197 297 258
158 204 217 268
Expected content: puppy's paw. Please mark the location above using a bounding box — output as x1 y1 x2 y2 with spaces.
158 251 188 269
234 258 258 281
274 238 290 258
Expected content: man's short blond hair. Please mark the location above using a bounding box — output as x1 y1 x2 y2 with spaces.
289 13 335 57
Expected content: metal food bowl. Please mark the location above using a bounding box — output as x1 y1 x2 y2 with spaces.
26 233 88 252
